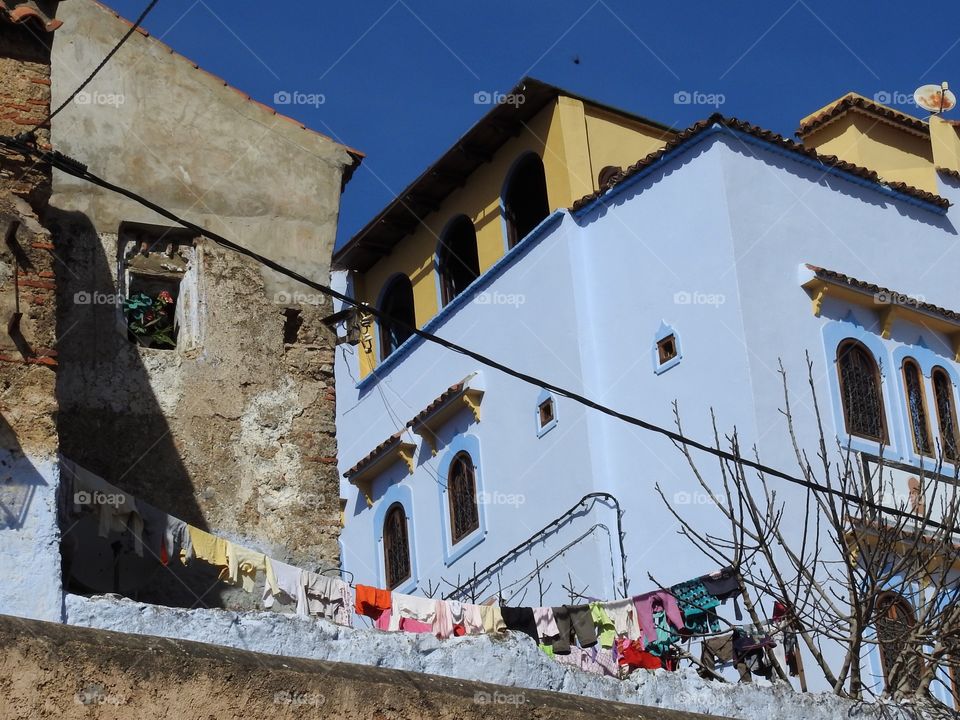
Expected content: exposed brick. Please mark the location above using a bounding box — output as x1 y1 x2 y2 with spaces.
18 279 55 289
0 353 57 367
30 242 55 249
37 270 54 278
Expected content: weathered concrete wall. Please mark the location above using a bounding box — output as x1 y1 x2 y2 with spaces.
64 593 904 720
0 10 63 622
39 0 353 600
0 612 717 720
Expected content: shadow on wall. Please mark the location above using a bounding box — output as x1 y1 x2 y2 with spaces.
0 414 47 531
48 208 239 609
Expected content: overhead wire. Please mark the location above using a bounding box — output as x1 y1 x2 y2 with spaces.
2 131 959 537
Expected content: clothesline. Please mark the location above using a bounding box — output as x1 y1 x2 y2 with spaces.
59 456 800 682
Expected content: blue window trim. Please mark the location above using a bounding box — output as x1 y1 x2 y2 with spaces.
535 388 558 437
357 211 565 392
652 320 682 375
821 316 903 458
373 484 419 594
436 434 486 566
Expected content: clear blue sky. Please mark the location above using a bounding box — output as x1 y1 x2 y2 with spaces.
105 0 960 249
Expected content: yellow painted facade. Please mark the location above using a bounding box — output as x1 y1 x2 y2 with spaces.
355 95 671 378
930 116 960 175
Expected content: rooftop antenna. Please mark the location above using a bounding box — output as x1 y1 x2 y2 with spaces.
914 81 957 116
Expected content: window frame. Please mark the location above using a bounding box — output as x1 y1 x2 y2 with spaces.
901 358 932 456
836 339 888 444
437 215 480 307
875 591 921 695
377 274 416 362
381 502 412 590
446 451 480 544
932 366 960 462
501 152 549 250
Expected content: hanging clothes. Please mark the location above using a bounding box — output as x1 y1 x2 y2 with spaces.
462 604 485 635
551 604 597 654
669 578 721 634
602 598 641 641
732 627 775 679
65 457 145 557
224 542 266 593
590 602 617 649
702 566 743 620
263 558 308 616
355 584 392 619
304 572 353 626
389 593 438 631
633 591 684 646
441 600 467 637
644 610 681 657
479 604 506 634
500 606 539 642
553 645 620 678
617 638 662 671
163 516 191 566
533 607 559 642
185 526 229 571
700 633 752 682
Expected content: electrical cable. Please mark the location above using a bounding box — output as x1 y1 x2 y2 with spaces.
30 0 160 132
3 132 958 537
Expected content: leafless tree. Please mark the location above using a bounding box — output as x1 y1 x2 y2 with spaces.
658 353 960 718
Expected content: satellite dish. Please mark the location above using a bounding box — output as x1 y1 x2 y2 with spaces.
914 83 957 114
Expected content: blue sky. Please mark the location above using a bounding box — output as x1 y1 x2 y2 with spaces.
105 0 960 249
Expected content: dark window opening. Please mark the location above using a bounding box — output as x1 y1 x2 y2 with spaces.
538 397 555 428
378 275 415 360
124 274 179 350
657 334 678 365
502 153 549 249
876 593 921 696
438 216 480 306
447 452 479 543
282 308 302 345
837 340 887 442
933 367 959 462
903 359 931 455
383 503 411 589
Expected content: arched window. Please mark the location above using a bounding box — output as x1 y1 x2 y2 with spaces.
837 340 887 442
378 275 415 360
876 593 920 695
382 503 411 589
447 451 479 543
933 367 959 462
902 359 931 455
437 216 480 306
502 153 549 249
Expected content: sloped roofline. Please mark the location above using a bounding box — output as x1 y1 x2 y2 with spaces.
87 0 364 182
796 92 929 138
570 114 950 217
333 76 675 272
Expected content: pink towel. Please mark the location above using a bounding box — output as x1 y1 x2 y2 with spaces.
633 590 684 644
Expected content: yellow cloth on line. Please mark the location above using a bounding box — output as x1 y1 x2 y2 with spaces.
225 542 267 593
184 526 228 570
479 605 506 633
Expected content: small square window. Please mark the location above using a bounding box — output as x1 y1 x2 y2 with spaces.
125 274 179 349
538 398 555 428
657 334 677 365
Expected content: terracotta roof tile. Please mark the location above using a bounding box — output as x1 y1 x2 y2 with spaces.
406 381 466 429
796 93 929 137
937 167 960 181
0 1 62 31
570 114 950 214
805 264 960 323
343 430 407 479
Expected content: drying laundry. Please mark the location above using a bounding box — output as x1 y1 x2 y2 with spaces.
389 592 438 631
552 604 597 654
500 606 539 642
590 602 617 649
670 578 721 634
64 457 145 557
702 566 743 620
462 604 485 634
355 584 392 619
184 526 229 570
617 638 662 671
533 606 559 641
263 558 308 616
224 542 267 593
602 598 641 641
479 604 506 634
304 572 353 626
633 591 684 646
700 634 752 682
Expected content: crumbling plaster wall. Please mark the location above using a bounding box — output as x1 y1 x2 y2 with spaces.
45 0 352 579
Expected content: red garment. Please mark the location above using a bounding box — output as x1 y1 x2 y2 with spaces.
355 584 391 618
617 639 662 670
453 624 466 637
